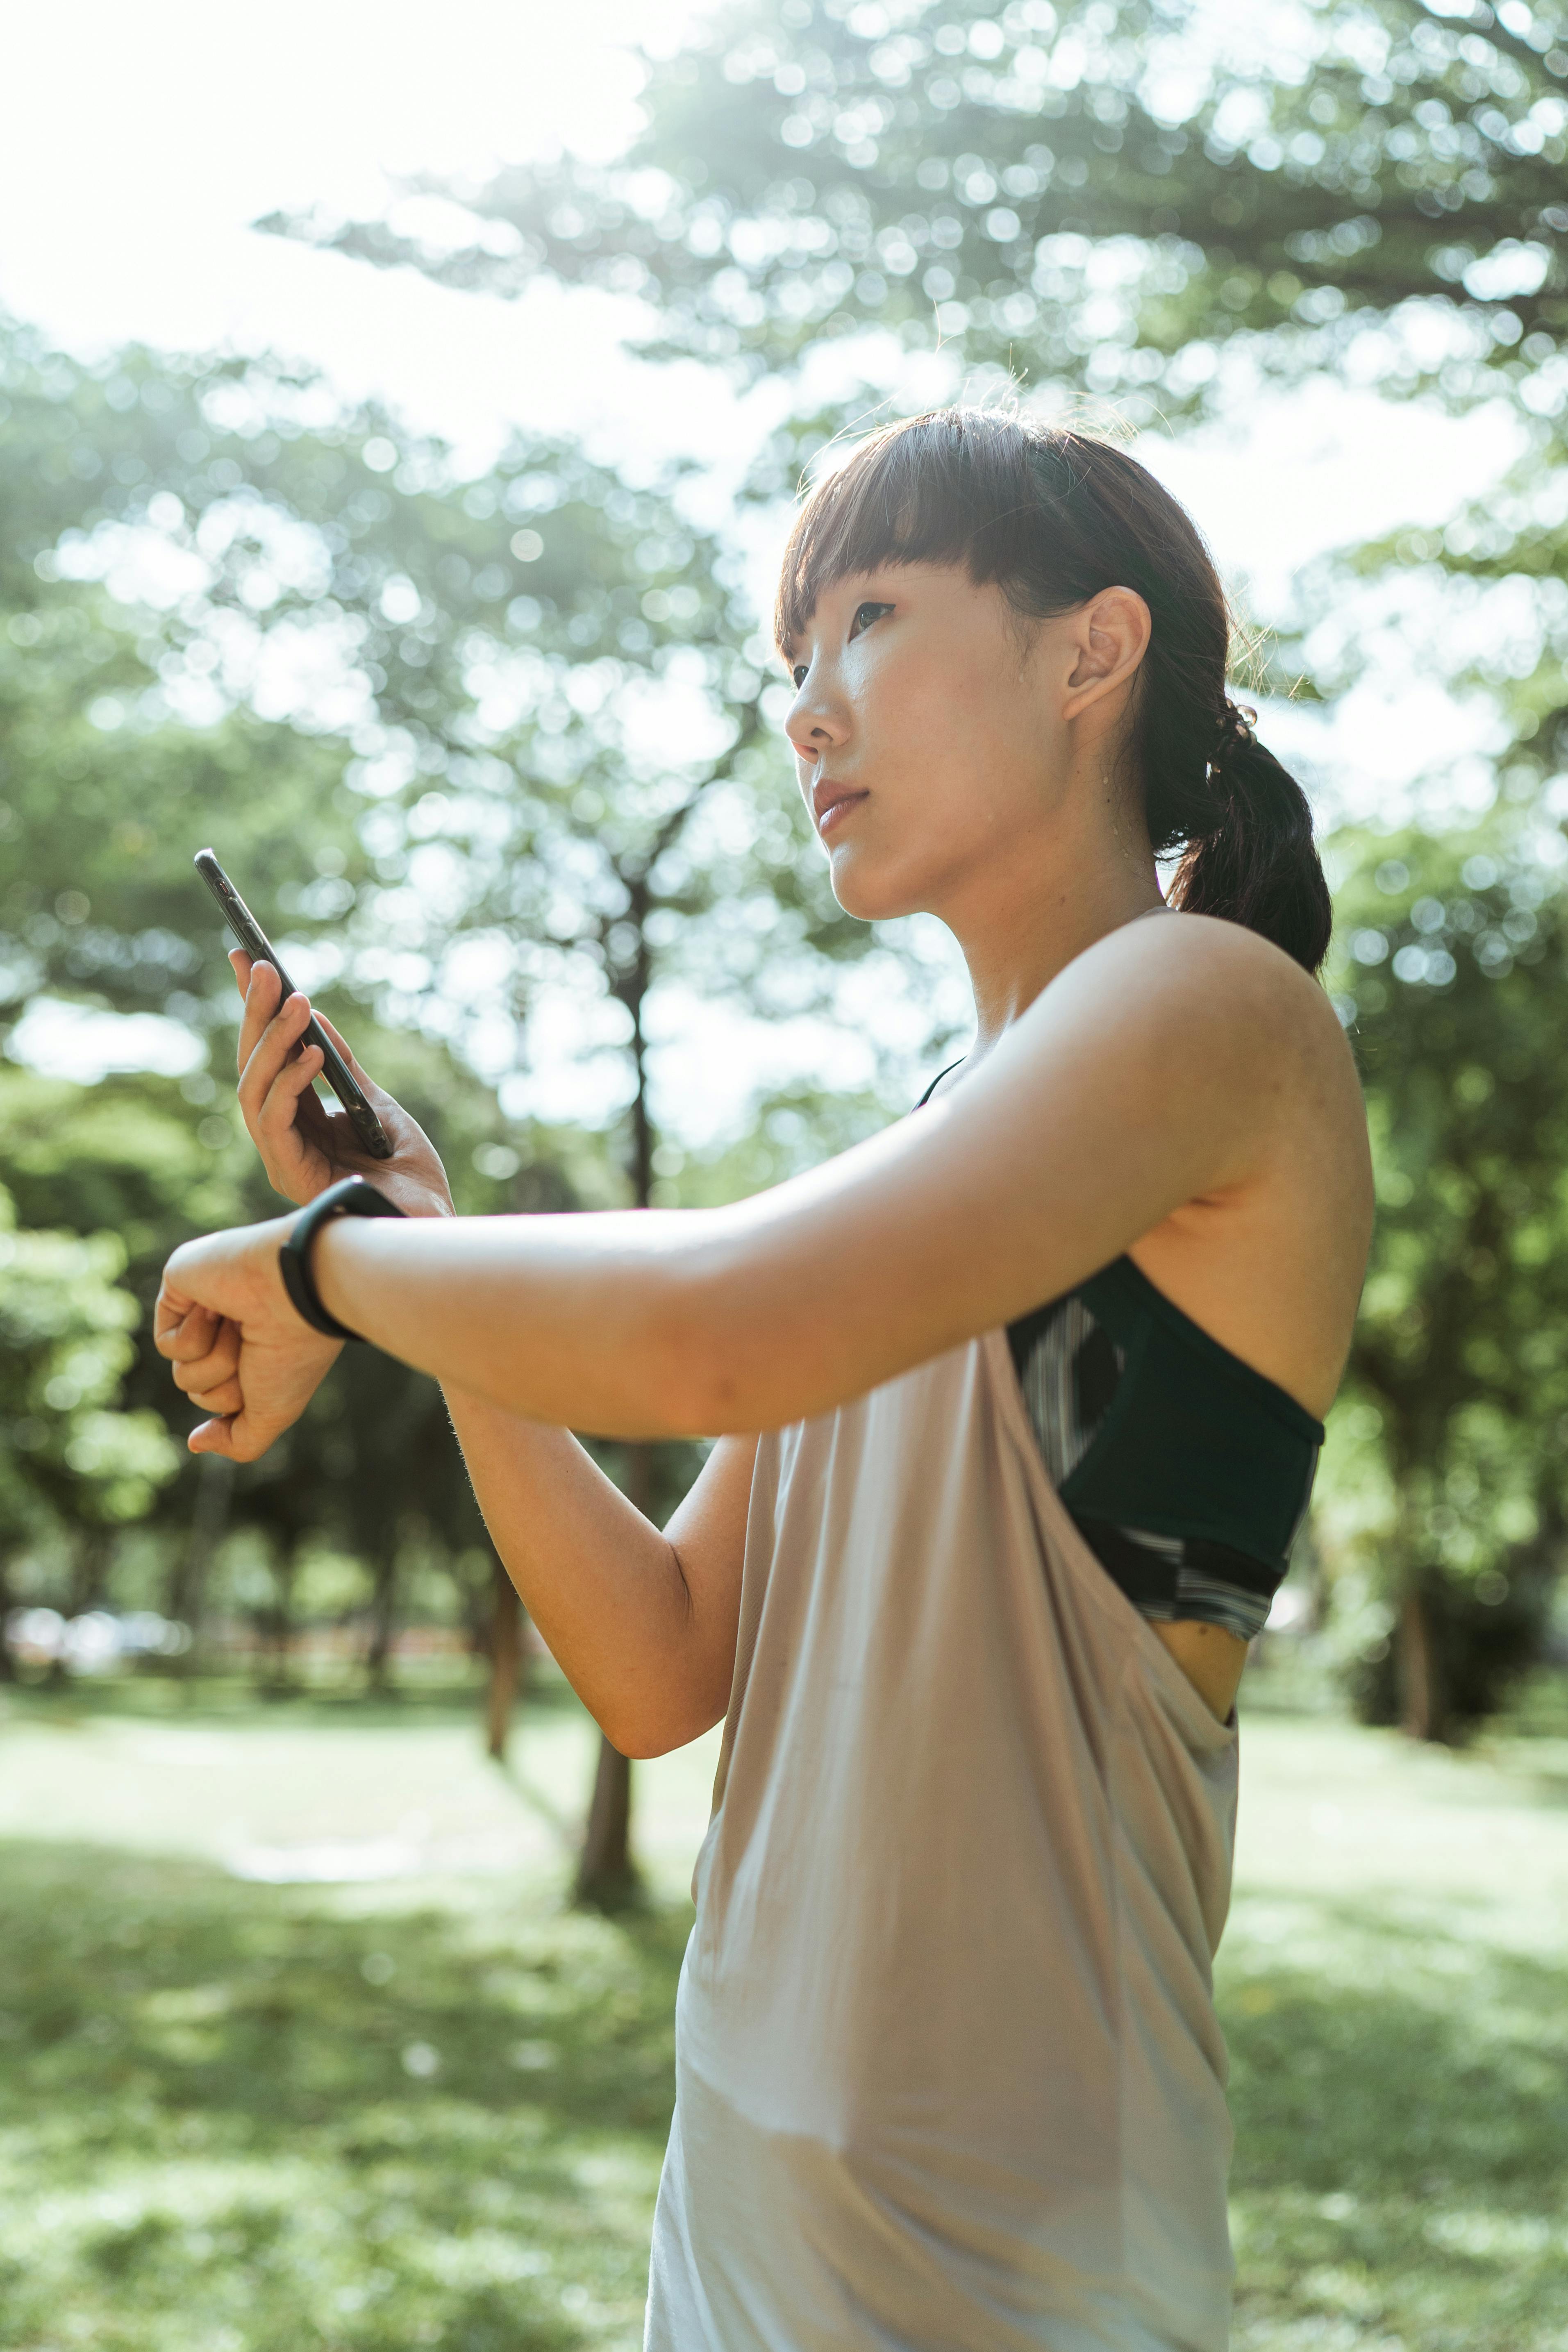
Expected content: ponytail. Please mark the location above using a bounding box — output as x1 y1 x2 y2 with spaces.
1168 703 1334 974
775 409 1335 975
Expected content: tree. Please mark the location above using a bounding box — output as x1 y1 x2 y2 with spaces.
0 1037 565 1688
484 1555 526 1763
4 313 923 1877
0 1182 179 1661
266 2 1568 410
273 0 1568 1731
1322 814 1568 1734
268 0 1568 832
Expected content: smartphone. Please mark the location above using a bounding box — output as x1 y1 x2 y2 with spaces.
194 849 394 1160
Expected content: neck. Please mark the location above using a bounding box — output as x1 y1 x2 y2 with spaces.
943 765 1165 1062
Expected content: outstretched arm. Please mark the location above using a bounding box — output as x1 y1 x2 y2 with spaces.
160 911 1354 1448
248 917 1341 1428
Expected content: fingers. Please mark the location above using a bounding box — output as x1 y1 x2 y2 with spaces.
159 1292 243 1428
169 1318 241 1399
313 1011 377 1094
188 1375 244 1417
189 1413 247 1460
255 1037 326 1159
237 987 318 1133
235 955 282 1074
157 1215 339 1464
154 1286 222 1362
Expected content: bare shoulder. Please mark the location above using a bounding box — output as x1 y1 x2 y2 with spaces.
1042 903 1372 1240
1061 911 1373 1412
1059 909 1364 1111
1078 904 1344 1025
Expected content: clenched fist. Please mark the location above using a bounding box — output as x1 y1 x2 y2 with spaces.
155 1216 342 1462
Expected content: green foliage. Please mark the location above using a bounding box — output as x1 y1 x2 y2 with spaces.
0 1183 179 1555
13 7 1568 1731
270 0 1568 404
1317 816 1568 1720
0 299 930 1764
0 311 873 1139
285 0 1568 900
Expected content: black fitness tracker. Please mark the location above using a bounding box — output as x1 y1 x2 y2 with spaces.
278 1175 406 1343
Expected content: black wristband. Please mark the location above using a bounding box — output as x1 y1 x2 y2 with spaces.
278 1176 406 1343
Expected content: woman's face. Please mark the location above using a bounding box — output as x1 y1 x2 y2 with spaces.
780 562 1081 925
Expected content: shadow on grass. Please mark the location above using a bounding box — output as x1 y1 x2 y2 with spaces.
0 1838 688 2352
1221 1901 1568 2350
7 1837 1567 2352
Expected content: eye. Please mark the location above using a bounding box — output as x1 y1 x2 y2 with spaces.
850 600 894 639
791 664 809 688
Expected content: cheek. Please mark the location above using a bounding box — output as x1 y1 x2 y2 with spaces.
859 659 958 786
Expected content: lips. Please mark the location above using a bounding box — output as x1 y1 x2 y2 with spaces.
812 779 868 837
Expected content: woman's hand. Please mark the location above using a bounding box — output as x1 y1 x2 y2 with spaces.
155 1216 342 1461
231 952 453 1219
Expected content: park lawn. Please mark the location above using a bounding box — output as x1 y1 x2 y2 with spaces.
0 1682 1565 2351
1222 1713 1568 2350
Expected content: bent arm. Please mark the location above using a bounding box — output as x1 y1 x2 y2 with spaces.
442 1385 754 1756
312 917 1325 1435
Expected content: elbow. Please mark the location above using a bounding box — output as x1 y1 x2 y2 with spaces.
598 1693 727 1761
615 1728 700 1763
596 1588 732 1759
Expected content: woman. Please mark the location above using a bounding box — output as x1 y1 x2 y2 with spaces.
157 408 1372 2349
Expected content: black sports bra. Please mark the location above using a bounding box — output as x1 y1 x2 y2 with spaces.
916 1062 1322 1641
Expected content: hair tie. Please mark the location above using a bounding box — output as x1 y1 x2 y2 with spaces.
1210 699 1257 773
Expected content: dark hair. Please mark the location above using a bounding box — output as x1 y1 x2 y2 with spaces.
775 408 1332 974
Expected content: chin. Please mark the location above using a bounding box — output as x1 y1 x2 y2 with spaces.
827 847 912 917
827 843 929 925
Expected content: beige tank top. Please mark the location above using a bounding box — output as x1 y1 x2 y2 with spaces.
646 1325 1240 2351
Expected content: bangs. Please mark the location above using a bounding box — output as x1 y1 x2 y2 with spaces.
773 409 1086 654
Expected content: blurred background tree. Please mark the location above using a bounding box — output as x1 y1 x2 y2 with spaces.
0 1179 179 1663
0 309 913 1891
1323 817 1568 1734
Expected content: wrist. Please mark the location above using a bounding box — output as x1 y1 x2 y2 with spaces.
278 1176 407 1341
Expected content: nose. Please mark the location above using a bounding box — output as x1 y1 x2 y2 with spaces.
784 673 849 764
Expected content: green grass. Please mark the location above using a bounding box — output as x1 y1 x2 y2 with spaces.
1221 1716 1568 2350
2 1685 1567 2349
0 1843 684 2350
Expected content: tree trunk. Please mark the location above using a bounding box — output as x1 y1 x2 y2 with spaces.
167 1453 232 1669
0 1552 15 1681
68 1527 112 1620
1398 1583 1445 1742
575 898 657 1906
575 1442 651 1907
364 1527 401 1692
261 1547 299 1697
486 1556 524 1763
575 1728 636 1908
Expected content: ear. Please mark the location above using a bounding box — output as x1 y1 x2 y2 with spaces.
1061 587 1152 720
